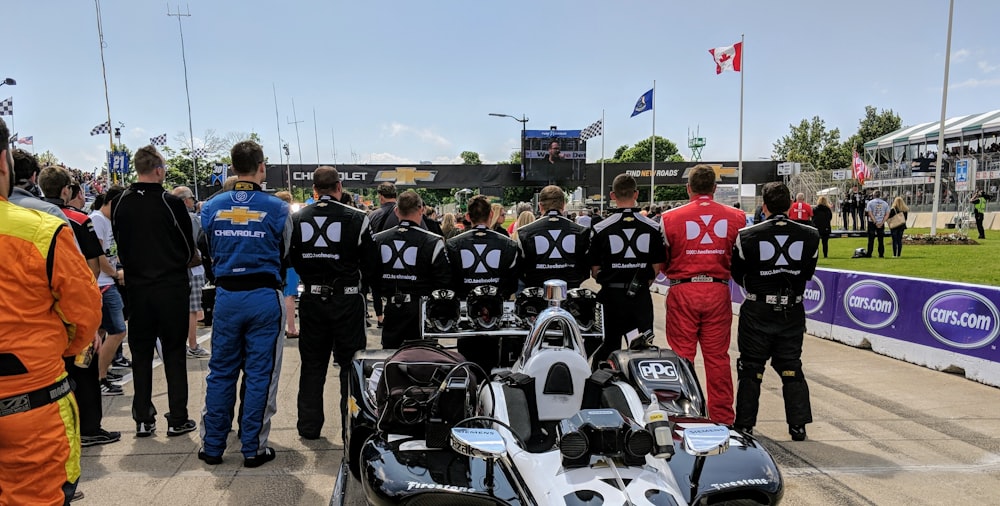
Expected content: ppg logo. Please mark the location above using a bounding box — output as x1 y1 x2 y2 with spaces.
638 360 678 382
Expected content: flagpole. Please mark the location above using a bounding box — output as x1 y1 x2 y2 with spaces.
737 33 745 208
600 108 606 214
930 0 954 236
650 80 656 207
95 0 115 183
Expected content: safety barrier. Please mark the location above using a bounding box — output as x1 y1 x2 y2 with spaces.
652 270 1000 387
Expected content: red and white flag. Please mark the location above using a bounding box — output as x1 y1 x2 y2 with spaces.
709 42 743 74
852 151 870 185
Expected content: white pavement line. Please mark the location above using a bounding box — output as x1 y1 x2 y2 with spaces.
114 330 213 387
79 468 338 479
782 460 1000 476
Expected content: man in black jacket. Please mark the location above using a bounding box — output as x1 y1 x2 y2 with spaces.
588 174 666 368
447 195 520 372
111 145 196 438
513 185 590 289
731 182 820 441
290 167 378 439
374 190 450 349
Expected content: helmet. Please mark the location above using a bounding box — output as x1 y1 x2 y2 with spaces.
563 288 598 331
425 289 460 333
467 285 503 330
515 286 547 328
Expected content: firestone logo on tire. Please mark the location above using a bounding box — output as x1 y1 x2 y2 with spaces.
922 290 999 349
843 280 898 329
802 275 825 316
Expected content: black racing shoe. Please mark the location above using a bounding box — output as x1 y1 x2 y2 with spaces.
100 379 124 396
198 448 223 465
789 424 807 441
112 356 132 369
243 447 276 468
136 421 156 437
167 418 197 437
81 428 122 447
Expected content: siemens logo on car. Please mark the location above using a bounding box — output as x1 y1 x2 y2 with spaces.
802 275 825 316
923 290 1000 349
843 280 899 329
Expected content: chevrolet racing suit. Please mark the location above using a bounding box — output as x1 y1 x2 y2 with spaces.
199 181 291 459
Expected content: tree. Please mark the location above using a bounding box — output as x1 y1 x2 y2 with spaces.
614 136 684 163
460 151 482 165
37 150 60 166
844 105 902 154
772 116 849 170
503 185 541 206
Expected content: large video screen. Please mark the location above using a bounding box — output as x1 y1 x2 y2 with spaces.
522 129 585 183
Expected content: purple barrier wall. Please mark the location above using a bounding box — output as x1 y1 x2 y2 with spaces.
662 269 1000 387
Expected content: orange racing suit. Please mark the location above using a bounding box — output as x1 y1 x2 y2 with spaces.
0 198 102 506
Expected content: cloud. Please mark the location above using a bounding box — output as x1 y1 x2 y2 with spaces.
365 152 414 164
382 122 451 147
978 60 998 73
952 49 970 62
431 155 464 164
951 77 1000 89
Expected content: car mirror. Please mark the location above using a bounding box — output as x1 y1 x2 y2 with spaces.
682 425 730 456
450 427 507 459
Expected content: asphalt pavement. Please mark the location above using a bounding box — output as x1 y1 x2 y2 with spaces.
73 289 1000 505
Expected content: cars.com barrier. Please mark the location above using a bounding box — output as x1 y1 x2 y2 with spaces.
731 269 1000 387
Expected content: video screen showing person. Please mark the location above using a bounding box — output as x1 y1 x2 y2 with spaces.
522 129 585 183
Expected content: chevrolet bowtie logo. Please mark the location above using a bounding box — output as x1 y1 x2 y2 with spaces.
374 167 437 186
216 206 266 225
681 164 739 181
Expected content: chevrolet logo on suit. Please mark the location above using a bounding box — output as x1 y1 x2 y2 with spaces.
199 181 293 464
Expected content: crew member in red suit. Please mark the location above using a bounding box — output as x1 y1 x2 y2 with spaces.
789 192 813 225
659 165 745 425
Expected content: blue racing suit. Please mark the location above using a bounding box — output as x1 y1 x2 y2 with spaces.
199 181 292 459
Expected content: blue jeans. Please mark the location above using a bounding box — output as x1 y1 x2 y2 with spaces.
890 227 905 257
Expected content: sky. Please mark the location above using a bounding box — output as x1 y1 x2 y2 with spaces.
5 0 1000 172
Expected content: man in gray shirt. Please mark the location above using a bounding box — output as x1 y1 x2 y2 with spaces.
865 190 889 258
8 149 68 223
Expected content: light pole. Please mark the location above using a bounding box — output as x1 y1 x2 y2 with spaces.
283 143 291 192
489 113 528 187
167 4 199 200
0 77 14 87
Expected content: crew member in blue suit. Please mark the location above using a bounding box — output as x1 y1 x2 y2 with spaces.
197 140 292 468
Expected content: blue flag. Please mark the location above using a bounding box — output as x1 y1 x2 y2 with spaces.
631 88 653 117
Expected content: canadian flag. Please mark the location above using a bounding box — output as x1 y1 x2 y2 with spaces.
709 42 743 74
852 151 870 185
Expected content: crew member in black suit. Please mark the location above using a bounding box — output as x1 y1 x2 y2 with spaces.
373 190 450 349
588 174 666 369
731 182 820 442
513 185 590 289
289 167 378 439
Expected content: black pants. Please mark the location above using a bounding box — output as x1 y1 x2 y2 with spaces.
127 282 190 425
866 222 885 258
381 299 421 349
853 209 863 230
63 356 102 435
819 231 830 258
587 287 654 370
734 301 812 428
297 291 367 438
890 226 905 257
841 210 850 230
975 212 985 239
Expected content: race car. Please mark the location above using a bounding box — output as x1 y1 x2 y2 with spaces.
332 280 783 505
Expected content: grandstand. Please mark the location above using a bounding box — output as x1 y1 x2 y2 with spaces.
863 110 1000 212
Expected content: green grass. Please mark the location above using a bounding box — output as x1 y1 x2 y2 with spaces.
816 228 997 286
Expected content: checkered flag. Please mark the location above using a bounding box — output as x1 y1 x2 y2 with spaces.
90 121 111 136
192 147 207 159
150 133 167 146
580 118 603 141
0 97 12 116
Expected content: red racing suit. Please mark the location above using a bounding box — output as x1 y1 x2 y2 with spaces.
0 199 102 506
660 194 744 424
